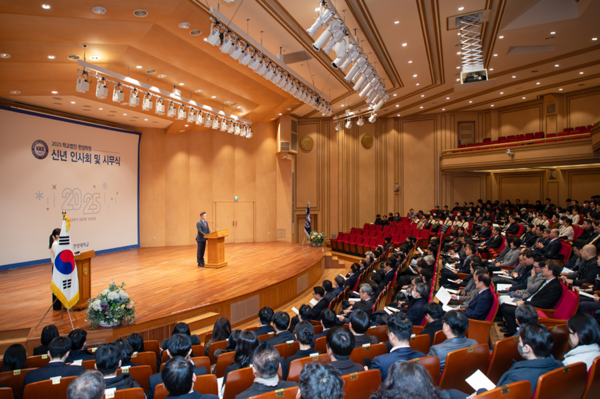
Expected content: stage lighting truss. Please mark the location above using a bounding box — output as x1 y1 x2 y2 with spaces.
95 77 108 99
129 88 140 107
76 70 90 93
142 92 153 111
205 17 332 116
212 116 220 130
459 14 483 69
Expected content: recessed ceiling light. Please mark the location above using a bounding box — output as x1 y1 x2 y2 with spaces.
396 105 399 107
420 106 423 109
421 95 425 97
0 53 10 58
456 66 461 69
179 22 190 29
408 60 412 63
491 104 494 107
42 4 51 9
279 113 283 116
456 78 460 81
10 90 20 94
134 9 148 17
499 35 504 39
99 108 103 110
51 91 58 94
89 56 101 60
185 124 189 127
522 97 526 100
416 83 419 86
158 74 167 78
500 92 504 94
579 71 584 74
211 96 216 98
393 94 397 96
493 54 498 57
394 21 399 24
489 68 494 71
179 83 184 86
237 106 241 108
397 114 400 116
456 52 461 55
67 54 81 60
559 88 563 91
144 118 148 121
536 82 540 85
512 76 516 78
71 101 76 104
48 55 55 59
402 43 407 47
458 7 464 11
190 29 202 36
341 104 344 107
469 101 472 103
413 74 417 77
550 31 556 35
446 97 450 100
442 108 445 111
92 6 106 14
136 65 142 69
592 37 598 41
123 113 127 116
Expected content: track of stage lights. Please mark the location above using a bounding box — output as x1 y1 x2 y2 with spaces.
307 1 389 113
206 8 333 117
75 61 252 138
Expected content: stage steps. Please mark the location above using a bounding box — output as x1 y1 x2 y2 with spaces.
325 252 346 269
0 328 29 357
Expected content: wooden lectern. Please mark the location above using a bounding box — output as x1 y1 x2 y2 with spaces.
204 230 229 268
73 250 95 310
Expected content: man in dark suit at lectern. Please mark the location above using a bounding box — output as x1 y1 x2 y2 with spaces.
196 212 210 267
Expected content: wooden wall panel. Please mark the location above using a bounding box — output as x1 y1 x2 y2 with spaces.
254 122 278 242
499 106 542 137
165 134 190 246
569 171 600 202
453 176 483 206
357 123 377 226
402 119 436 214
140 128 167 247
189 131 214 243
296 123 319 209
568 91 600 128
499 175 543 204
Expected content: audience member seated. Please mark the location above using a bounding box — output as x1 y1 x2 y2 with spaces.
282 322 320 380
488 238 522 271
297 362 343 399
427 310 477 372
33 324 59 356
67 370 106 399
499 257 544 306
94 343 142 391
204 318 231 357
448 323 563 399
563 313 600 370
372 313 425 381
223 330 259 383
215 330 241 365
561 244 599 287
66 329 95 363
323 280 336 302
113 338 138 368
576 257 600 315
255 307 275 336
419 303 444 343
499 303 538 337
343 263 361 290
315 309 337 340
348 310 379 347
234 342 297 399
162 323 197 356
265 312 295 345
339 284 375 320
162 357 218 399
533 229 563 260
460 272 493 320
23 336 85 390
398 282 428 325
149 334 207 399
559 217 575 240
373 360 446 399
333 276 345 297
324 327 364 376
127 333 145 353
290 287 330 332
450 266 485 308
1 344 26 372
498 260 563 336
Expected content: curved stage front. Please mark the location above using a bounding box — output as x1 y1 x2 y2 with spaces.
0 242 325 352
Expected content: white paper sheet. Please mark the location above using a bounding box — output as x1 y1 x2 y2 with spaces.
562 267 574 274
291 307 299 314
442 304 457 312
309 299 318 306
446 288 458 294
417 247 424 254
497 284 513 292
436 286 452 305
579 291 596 299
465 370 496 392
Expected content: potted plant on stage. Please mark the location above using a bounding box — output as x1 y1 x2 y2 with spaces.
309 231 326 247
86 281 136 329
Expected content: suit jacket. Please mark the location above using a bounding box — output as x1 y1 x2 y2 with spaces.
324 291 336 302
196 219 211 242
235 380 297 399
427 336 478 371
353 334 379 348
104 373 142 391
166 391 218 399
538 238 562 260
333 286 344 297
506 223 520 235
475 227 492 239
23 361 85 392
66 349 95 363
484 235 503 249
419 319 443 344
462 288 493 320
255 325 275 336
522 232 538 248
344 273 359 290
404 297 426 325
372 347 425 381
497 357 563 395
309 298 330 321
526 278 563 309
328 359 365 376
572 258 600 287
377 270 395 295
264 330 296 346
148 365 207 399
33 345 49 356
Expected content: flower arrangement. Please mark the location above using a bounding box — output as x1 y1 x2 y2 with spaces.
86 282 136 329
309 231 326 246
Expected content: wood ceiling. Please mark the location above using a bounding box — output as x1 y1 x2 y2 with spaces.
0 0 599 133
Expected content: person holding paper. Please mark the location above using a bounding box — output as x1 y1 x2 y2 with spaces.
492 248 535 287
371 313 425 381
427 311 478 372
461 273 493 320
561 244 599 287
451 267 488 309
487 238 522 272
397 283 428 325
501 259 545 305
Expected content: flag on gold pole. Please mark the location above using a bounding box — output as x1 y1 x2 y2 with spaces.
50 212 79 309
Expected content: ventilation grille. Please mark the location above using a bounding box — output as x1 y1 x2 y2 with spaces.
280 141 290 152
296 273 309 295
230 295 259 325
277 229 286 238
547 103 556 114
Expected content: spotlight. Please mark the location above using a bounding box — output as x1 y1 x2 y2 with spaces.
339 46 360 72
354 67 373 92
249 55 262 71
278 75 288 89
240 125 247 137
142 92 153 111
351 63 368 84
230 40 246 60
332 39 350 68
128 88 140 107
206 23 222 46
176 104 186 120
372 94 390 113
196 111 204 125
239 48 254 65
220 33 236 54
356 116 365 126
322 27 346 54
220 117 228 131
155 98 165 115
257 60 269 76
313 19 342 51
307 6 334 37
167 101 177 118
234 123 241 135
76 71 90 93
95 77 108 99
345 118 352 129
265 65 275 80
345 55 367 82
227 121 234 133
204 113 212 127
112 84 124 103
212 116 219 130
187 108 196 123
284 79 294 92
246 126 253 138
335 122 342 131
368 113 377 123
271 69 282 84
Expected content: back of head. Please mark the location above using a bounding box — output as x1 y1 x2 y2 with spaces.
252 342 280 379
295 321 315 346
1 344 26 372
326 327 354 360
546 260 562 278
320 309 337 329
515 304 538 327
212 317 231 341
168 333 192 358
41 324 59 346
443 311 469 337
95 343 121 375
477 272 491 288
349 310 370 334
49 336 72 360
127 333 144 353
377 360 439 399
423 302 442 320
162 357 194 396
415 283 429 299
114 338 134 363
299 304 313 321
258 307 274 325
272 311 290 331
567 314 600 346
172 322 191 336
322 280 333 293
519 323 553 358
387 313 413 342
299 363 344 399
334 276 345 288
67 370 106 399
234 331 259 369
226 329 242 351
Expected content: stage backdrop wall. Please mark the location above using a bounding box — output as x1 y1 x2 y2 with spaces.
0 107 140 269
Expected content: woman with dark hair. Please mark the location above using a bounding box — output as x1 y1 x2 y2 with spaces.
127 333 145 353
162 322 191 349
1 344 26 372
33 324 59 355
371 360 448 399
205 317 231 356
223 330 259 383
214 329 241 361
563 313 600 370
49 228 62 310
114 338 138 368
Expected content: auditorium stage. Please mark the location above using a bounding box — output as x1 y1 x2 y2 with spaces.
0 242 325 351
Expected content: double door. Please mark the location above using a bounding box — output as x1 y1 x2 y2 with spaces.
214 201 255 243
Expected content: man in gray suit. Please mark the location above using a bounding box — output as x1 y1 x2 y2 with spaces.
427 310 478 371
196 212 210 267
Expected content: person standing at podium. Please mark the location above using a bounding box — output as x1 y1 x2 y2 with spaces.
49 227 62 310
196 212 210 267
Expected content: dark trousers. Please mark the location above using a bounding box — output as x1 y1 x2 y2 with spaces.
197 240 206 265
578 297 600 315
499 303 519 334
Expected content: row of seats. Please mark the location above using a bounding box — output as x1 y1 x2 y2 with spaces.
332 224 431 255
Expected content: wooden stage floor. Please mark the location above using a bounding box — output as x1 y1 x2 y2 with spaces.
0 242 325 334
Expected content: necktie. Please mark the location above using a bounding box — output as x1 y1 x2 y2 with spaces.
527 280 549 301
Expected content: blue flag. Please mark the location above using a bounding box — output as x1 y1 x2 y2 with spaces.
304 201 311 237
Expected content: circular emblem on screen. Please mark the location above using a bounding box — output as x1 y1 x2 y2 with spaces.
54 250 75 275
361 134 374 149
31 140 49 159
